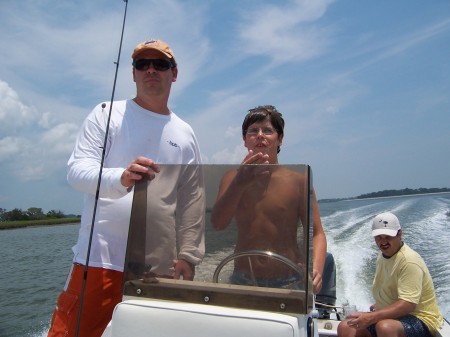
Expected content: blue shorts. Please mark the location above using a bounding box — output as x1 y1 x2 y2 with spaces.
230 270 304 289
367 314 432 337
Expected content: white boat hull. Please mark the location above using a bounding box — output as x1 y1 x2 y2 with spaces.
438 319 450 337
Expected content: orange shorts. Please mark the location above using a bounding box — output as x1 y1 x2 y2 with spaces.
47 264 123 337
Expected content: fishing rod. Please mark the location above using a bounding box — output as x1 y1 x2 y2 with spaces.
74 1 129 336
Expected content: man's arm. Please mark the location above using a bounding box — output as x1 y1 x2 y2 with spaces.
211 170 243 230
67 104 126 197
312 189 327 294
371 300 417 321
175 164 206 279
68 104 157 198
346 261 422 328
348 299 416 329
211 150 269 230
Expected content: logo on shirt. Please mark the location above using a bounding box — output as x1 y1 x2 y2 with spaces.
168 140 179 148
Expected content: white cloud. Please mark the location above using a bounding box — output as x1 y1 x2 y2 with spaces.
38 111 52 129
225 126 241 139
211 144 247 164
40 123 80 155
0 137 28 160
0 79 79 182
15 162 46 182
237 0 334 62
0 80 38 133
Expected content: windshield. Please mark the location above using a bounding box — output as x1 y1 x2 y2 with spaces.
122 164 314 314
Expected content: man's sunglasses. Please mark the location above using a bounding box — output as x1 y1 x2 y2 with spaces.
133 59 174 71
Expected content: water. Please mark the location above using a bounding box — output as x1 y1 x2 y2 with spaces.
320 193 450 317
0 224 76 337
0 193 449 337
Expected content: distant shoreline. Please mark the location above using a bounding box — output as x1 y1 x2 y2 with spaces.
319 191 450 203
0 217 81 230
346 191 450 202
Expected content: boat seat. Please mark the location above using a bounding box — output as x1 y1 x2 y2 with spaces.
105 299 310 337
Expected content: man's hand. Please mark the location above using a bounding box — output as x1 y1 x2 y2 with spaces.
345 311 375 330
121 156 160 188
235 150 272 186
173 259 195 280
313 268 323 294
242 149 269 165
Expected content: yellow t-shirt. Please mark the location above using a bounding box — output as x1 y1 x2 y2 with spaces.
372 243 443 335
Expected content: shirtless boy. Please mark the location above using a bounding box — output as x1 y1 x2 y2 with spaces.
211 105 326 293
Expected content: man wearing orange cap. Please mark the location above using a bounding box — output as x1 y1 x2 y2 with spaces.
337 212 443 337
47 39 205 337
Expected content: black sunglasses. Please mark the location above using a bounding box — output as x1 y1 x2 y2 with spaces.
133 59 174 71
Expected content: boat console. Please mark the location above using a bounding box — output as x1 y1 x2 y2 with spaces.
101 164 336 337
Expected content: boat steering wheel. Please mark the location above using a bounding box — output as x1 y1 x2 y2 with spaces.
212 250 305 288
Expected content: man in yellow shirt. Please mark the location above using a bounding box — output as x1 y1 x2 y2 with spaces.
338 212 443 337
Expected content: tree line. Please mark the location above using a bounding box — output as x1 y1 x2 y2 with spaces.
356 187 450 199
0 207 70 222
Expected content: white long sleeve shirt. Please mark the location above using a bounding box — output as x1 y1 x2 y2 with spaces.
67 99 205 275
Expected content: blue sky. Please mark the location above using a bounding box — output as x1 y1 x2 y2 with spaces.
1 0 449 214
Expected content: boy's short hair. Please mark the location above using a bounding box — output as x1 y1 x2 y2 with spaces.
242 105 285 138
